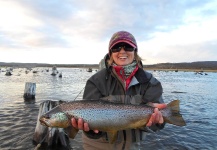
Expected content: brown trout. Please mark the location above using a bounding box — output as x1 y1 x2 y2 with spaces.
39 100 186 143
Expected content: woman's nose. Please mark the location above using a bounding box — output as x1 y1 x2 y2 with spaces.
119 47 126 52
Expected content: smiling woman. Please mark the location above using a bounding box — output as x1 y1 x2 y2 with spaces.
109 43 135 66
70 31 166 150
108 31 142 67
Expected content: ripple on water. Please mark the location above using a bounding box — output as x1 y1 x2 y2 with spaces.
1 69 217 149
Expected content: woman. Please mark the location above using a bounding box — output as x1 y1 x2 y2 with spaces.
71 31 166 150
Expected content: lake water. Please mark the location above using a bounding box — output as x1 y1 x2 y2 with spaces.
0 68 217 150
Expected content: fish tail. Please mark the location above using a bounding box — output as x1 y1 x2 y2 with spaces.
163 100 186 126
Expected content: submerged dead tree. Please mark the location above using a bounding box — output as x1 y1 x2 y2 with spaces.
23 82 36 100
33 100 71 150
51 66 58 76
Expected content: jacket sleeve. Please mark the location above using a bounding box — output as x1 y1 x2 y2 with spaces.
143 72 165 131
83 130 105 139
83 69 108 99
143 72 164 104
83 79 103 99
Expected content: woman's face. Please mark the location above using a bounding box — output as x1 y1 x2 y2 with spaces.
110 43 135 66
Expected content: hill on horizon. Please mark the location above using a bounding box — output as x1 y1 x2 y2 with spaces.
144 61 217 70
0 61 217 70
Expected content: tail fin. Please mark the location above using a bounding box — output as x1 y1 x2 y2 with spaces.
163 100 186 126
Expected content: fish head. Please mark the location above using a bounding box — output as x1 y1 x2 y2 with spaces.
39 112 70 128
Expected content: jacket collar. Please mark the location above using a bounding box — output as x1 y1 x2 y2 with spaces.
103 53 151 83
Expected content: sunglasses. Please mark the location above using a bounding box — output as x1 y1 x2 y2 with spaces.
110 45 136 53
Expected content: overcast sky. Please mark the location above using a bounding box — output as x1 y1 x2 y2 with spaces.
0 0 217 65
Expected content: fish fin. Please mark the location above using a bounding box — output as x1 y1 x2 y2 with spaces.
164 100 186 126
138 126 155 133
64 126 79 139
129 118 150 129
107 130 118 144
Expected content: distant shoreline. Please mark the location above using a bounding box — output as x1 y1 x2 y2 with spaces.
1 66 216 73
144 68 217 72
1 61 217 72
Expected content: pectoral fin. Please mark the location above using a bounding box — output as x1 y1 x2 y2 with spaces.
107 131 118 144
64 126 79 139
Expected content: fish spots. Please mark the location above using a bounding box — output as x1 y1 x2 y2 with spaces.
51 112 68 121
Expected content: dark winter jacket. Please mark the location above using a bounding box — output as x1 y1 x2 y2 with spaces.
82 54 165 149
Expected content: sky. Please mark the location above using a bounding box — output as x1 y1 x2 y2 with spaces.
0 0 217 65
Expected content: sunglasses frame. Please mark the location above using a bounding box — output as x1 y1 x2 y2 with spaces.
110 45 136 53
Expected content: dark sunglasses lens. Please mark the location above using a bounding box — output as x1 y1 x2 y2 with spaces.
111 48 121 53
124 47 135 51
110 45 135 53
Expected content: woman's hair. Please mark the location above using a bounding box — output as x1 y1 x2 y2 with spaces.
107 52 143 68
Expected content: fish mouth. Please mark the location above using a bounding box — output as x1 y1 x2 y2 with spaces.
39 117 50 127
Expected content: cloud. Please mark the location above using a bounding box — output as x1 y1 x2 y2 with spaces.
0 0 217 64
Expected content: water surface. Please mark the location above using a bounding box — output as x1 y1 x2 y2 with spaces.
0 68 216 150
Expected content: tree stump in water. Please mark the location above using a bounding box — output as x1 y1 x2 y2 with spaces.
33 100 71 150
23 82 36 100
5 70 12 76
51 66 58 76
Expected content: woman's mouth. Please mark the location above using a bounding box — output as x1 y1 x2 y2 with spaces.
119 56 127 59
